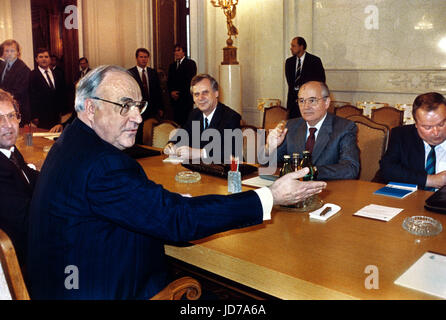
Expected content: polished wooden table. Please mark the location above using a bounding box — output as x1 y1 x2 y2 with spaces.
20 136 446 300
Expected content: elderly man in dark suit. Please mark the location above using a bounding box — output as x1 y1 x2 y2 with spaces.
379 92 446 190
0 89 38 268
285 37 326 119
128 48 164 144
265 81 360 180
0 39 31 126
29 48 66 129
167 44 197 126
27 65 326 299
164 73 242 163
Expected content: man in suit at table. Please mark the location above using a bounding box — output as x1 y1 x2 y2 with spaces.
27 65 326 299
29 48 66 130
264 81 360 180
0 39 31 126
285 37 326 119
167 44 197 126
0 89 38 268
128 48 164 144
379 92 446 190
163 73 242 163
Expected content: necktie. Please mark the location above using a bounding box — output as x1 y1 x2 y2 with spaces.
294 57 301 87
305 127 317 154
204 118 209 130
45 70 55 89
10 150 29 184
176 60 180 70
1 63 10 83
141 69 149 97
425 144 436 191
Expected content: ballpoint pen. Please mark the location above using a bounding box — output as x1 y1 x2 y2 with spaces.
320 206 332 216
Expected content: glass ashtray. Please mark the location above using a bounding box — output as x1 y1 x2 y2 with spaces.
402 216 442 237
175 170 201 184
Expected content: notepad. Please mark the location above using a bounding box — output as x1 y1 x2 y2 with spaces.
395 252 446 299
162 156 184 164
242 176 274 188
374 182 417 199
353 204 403 221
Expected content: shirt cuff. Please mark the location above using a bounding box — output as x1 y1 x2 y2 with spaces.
254 187 273 221
201 148 207 159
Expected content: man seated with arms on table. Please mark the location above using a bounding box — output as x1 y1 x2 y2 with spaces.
0 89 38 268
27 65 327 299
379 92 446 190
264 81 360 180
163 73 242 163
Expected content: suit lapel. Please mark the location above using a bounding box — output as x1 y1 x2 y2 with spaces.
311 113 332 163
209 104 223 129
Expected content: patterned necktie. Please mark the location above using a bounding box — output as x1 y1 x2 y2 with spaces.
141 69 149 97
204 118 209 130
294 57 301 85
425 144 436 191
305 127 317 154
10 150 29 184
45 70 55 89
1 63 11 83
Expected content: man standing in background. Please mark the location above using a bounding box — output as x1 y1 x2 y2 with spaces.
167 44 197 126
285 36 326 119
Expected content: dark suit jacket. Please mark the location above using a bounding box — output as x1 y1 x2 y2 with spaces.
74 68 91 83
167 58 197 126
171 102 242 163
27 118 262 299
275 113 360 180
0 59 31 125
285 52 326 119
127 66 164 119
379 125 428 188
0 147 38 267
29 68 66 129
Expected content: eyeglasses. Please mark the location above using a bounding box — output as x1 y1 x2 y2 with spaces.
90 97 147 116
0 111 21 123
297 97 328 106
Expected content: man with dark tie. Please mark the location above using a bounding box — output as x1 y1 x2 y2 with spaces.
128 48 164 144
163 73 242 163
27 65 326 299
379 92 446 190
264 81 360 180
285 37 326 119
0 39 31 126
74 57 91 83
0 89 38 268
167 44 197 126
29 48 66 129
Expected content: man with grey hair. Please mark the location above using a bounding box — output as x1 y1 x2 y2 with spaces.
265 81 360 180
0 39 31 125
27 65 327 299
164 73 242 163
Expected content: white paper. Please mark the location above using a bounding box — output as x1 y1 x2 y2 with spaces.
309 203 341 221
242 176 274 188
353 204 403 222
162 156 184 164
395 252 446 299
32 132 61 138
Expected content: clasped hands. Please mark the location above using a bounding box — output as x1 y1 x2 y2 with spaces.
163 142 203 160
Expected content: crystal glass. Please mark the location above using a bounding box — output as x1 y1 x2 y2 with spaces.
402 216 442 237
227 171 242 193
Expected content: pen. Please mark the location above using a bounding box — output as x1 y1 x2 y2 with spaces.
320 206 332 216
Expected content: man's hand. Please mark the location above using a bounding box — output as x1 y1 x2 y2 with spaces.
266 121 288 154
49 124 63 133
175 146 203 160
163 142 177 155
426 171 446 189
270 168 327 206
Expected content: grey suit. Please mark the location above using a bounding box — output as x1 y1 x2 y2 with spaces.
276 113 360 180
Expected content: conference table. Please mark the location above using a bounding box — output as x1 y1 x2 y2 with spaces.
19 134 446 300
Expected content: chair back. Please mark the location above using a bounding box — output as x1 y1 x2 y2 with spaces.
151 120 179 148
241 125 259 164
346 115 389 181
334 105 363 118
371 106 404 131
263 106 288 131
0 229 30 300
142 118 160 146
329 101 351 114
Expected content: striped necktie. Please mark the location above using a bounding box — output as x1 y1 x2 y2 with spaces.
204 118 209 130
425 144 436 191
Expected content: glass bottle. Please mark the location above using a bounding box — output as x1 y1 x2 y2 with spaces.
279 155 293 177
292 153 301 172
300 151 318 181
